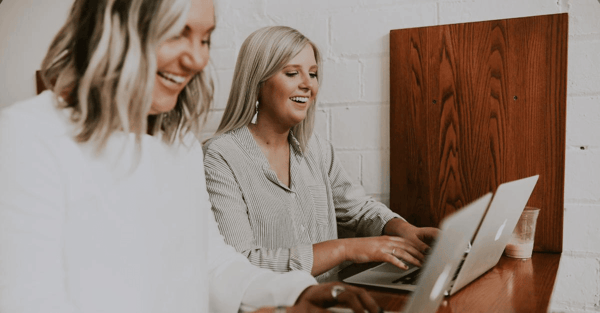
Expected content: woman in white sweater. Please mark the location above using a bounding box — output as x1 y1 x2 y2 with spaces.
0 0 380 312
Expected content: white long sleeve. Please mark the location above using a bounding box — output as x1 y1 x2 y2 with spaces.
0 91 316 313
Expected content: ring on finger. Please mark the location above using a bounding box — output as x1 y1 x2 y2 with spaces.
331 285 346 303
391 248 396 256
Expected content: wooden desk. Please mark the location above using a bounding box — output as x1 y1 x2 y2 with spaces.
338 253 560 312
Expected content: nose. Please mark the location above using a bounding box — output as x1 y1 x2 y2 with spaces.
299 72 313 90
182 39 209 72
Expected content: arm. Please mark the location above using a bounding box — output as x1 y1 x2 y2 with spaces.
317 136 429 264
0 113 77 313
204 146 313 273
319 137 401 237
204 146 416 276
202 199 382 313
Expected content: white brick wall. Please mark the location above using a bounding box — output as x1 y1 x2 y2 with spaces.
330 4 437 56
438 0 560 25
319 60 361 104
1 0 599 311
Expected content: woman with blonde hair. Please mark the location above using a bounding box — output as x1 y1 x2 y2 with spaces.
204 26 439 282
0 1 381 312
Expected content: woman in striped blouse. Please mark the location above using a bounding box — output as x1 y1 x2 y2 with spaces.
204 26 439 282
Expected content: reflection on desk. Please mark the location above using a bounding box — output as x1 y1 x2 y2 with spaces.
338 253 560 313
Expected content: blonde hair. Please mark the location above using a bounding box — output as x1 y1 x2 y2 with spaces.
40 0 213 152
214 26 322 152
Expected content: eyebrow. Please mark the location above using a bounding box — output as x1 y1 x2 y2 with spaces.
182 23 216 34
284 64 318 70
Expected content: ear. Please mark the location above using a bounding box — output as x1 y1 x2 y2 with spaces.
256 83 264 102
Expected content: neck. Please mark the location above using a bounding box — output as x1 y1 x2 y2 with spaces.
247 122 290 148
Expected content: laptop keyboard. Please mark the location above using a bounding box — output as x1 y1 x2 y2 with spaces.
391 252 468 286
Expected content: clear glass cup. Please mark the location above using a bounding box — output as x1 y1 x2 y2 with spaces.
505 207 540 259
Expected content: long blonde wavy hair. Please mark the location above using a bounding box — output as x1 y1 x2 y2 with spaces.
40 0 213 152
213 26 322 152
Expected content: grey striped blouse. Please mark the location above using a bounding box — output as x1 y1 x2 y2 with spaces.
203 126 401 281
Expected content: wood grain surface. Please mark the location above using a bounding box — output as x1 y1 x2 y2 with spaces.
389 14 568 253
338 253 561 312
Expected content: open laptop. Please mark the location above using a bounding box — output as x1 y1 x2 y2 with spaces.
343 175 539 296
339 193 492 312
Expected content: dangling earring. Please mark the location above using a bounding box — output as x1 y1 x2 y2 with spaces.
251 100 259 124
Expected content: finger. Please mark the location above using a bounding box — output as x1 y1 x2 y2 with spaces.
381 253 409 269
395 241 425 262
418 228 440 245
393 248 423 267
340 285 383 313
336 289 366 313
383 236 424 258
393 234 429 255
411 238 431 255
354 286 381 313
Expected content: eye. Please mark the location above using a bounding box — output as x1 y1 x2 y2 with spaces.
285 71 298 77
201 35 212 46
169 26 191 41
169 33 183 41
309 72 318 79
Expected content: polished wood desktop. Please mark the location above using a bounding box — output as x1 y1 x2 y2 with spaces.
338 253 560 312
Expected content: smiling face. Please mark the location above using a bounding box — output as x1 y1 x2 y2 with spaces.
149 0 215 115
257 44 319 129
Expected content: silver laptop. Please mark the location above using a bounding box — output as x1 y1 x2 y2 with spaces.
447 174 538 294
343 192 492 311
343 175 539 296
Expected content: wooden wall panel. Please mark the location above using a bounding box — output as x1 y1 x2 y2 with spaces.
389 14 567 253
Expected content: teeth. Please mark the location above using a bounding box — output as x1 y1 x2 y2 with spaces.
158 71 186 84
290 97 309 103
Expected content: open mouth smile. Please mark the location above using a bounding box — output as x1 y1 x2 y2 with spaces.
158 71 186 84
290 96 309 103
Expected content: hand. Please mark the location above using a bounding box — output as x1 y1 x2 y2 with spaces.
343 236 424 269
290 282 382 313
383 218 439 254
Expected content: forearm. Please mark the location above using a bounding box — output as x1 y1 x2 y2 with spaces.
382 217 414 236
311 239 348 276
243 244 314 274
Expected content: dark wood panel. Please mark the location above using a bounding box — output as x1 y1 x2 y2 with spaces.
338 254 561 312
390 14 567 252
503 14 568 253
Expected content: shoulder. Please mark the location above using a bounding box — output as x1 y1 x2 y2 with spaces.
0 91 71 140
0 92 72 190
204 129 239 155
202 127 251 165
